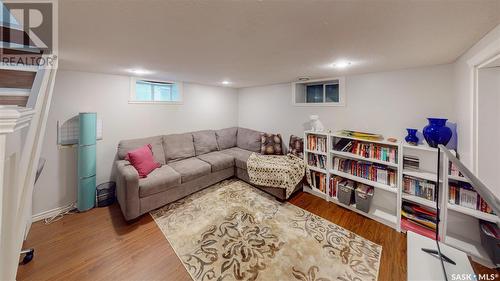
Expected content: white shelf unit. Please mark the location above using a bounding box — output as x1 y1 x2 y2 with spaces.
302 131 499 268
304 131 330 196
442 155 499 268
400 144 444 239
303 130 401 231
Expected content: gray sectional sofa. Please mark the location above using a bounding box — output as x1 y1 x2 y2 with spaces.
115 127 302 221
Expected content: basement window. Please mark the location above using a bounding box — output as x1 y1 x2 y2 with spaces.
129 78 183 104
292 77 345 106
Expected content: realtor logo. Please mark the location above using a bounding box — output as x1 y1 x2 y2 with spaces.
0 0 58 67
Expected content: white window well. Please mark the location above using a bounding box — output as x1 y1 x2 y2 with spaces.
129 78 183 104
292 77 345 106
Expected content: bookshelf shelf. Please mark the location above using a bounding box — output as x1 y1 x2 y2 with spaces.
308 166 327 173
331 197 398 229
330 150 399 168
403 143 438 152
305 149 327 156
445 232 498 268
402 193 436 209
447 203 498 223
330 132 399 147
304 130 329 136
330 169 398 194
302 130 497 269
403 169 440 182
448 174 470 183
303 185 328 200
303 130 402 232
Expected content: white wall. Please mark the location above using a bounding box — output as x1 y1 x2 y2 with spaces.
477 68 499 195
238 64 455 145
453 24 500 169
33 70 238 216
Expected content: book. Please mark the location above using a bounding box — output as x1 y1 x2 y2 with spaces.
333 138 398 164
307 153 326 169
310 171 327 193
339 130 384 141
333 157 397 187
403 155 419 171
307 135 327 153
402 176 435 201
448 182 496 215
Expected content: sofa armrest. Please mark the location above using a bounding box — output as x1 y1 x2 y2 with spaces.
115 160 140 220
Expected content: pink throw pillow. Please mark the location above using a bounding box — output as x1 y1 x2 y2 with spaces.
126 144 161 178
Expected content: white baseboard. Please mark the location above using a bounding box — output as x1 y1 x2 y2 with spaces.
32 203 76 222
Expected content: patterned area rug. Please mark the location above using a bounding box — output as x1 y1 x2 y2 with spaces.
150 180 382 281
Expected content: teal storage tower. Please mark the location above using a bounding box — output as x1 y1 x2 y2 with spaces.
77 112 97 211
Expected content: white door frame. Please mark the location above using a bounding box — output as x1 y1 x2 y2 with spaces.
467 39 500 174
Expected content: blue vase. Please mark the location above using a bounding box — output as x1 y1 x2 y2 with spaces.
405 128 419 145
423 118 452 148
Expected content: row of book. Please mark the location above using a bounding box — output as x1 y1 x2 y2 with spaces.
332 158 397 186
310 171 327 193
329 176 342 197
402 176 436 201
401 202 437 240
306 135 327 152
449 161 463 177
307 154 326 169
403 155 419 171
449 183 495 214
333 138 398 164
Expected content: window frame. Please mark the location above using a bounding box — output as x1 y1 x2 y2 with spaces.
292 77 346 107
129 77 184 105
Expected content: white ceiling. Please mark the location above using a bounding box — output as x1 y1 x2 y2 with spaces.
59 0 500 88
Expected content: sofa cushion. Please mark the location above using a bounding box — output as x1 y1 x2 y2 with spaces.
168 157 211 183
139 165 181 197
163 133 196 163
197 151 235 172
118 136 166 164
220 147 253 170
289 135 304 158
126 144 161 178
215 127 237 150
192 130 219 156
260 133 283 155
237 127 262 153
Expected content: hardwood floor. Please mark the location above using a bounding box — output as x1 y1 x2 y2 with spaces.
17 191 496 280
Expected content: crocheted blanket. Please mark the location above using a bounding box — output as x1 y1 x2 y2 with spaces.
247 153 308 198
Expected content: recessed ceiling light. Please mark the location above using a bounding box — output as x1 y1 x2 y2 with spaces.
331 61 352 69
127 68 153 75
298 76 310 81
221 80 231 85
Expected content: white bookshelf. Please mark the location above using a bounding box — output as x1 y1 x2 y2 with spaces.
400 144 444 242
442 156 499 268
302 130 499 269
303 130 401 231
304 131 330 196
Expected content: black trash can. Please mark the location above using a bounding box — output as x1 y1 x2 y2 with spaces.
96 182 116 207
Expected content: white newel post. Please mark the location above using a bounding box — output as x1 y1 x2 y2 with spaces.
0 106 35 281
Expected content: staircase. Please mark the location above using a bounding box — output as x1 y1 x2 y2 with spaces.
0 69 36 106
0 15 58 280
